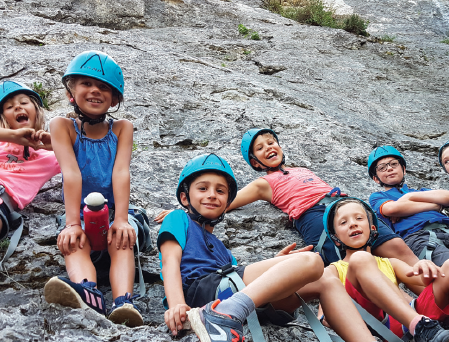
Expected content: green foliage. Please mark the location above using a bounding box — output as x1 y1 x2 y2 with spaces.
32 82 51 110
132 142 138 152
262 0 369 36
251 32 260 40
441 38 449 44
199 140 209 147
243 50 251 55
0 239 10 251
342 14 369 36
380 35 395 42
221 63 226 67
238 24 249 35
238 24 261 40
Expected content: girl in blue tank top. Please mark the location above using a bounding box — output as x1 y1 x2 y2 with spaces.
43 51 142 327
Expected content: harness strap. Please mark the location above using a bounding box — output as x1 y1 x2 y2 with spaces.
128 213 146 297
351 299 403 342
418 223 449 260
0 187 24 271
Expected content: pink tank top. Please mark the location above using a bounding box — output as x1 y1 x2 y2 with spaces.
0 142 60 209
262 167 333 220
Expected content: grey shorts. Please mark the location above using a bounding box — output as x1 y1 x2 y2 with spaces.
404 229 449 267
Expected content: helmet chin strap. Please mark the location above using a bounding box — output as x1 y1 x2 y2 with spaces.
250 153 289 175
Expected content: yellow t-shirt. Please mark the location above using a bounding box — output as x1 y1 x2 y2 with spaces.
331 256 398 287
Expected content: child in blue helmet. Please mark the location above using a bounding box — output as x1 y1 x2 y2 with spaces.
368 145 449 267
0 80 59 251
439 141 449 174
224 128 417 266
324 197 449 342
43 51 142 327
159 153 378 342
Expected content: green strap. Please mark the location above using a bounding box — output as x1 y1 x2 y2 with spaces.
351 300 403 342
296 295 343 342
0 214 23 271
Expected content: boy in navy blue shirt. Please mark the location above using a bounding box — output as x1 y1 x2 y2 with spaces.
368 145 449 266
158 153 377 342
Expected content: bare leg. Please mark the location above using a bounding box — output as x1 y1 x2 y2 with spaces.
298 268 375 342
347 251 417 327
65 239 96 283
108 234 135 299
432 260 449 310
240 252 323 310
373 238 418 266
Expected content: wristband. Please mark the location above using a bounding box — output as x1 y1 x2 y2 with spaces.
64 223 81 230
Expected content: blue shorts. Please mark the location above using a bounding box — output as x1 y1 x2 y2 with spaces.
294 204 400 265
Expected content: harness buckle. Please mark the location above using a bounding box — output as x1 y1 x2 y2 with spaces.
216 263 237 276
426 241 438 251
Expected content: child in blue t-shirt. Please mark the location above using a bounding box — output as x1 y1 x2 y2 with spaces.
368 145 449 266
439 140 449 174
158 153 378 342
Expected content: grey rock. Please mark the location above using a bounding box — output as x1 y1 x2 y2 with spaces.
1 0 449 341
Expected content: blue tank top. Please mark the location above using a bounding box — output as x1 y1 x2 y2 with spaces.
70 118 117 206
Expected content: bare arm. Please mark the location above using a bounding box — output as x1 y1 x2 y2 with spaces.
160 239 190 336
227 178 272 212
381 198 440 217
402 190 449 207
50 117 85 254
109 119 135 249
0 127 39 148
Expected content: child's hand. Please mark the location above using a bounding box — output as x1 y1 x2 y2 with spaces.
108 219 137 250
164 303 191 336
31 130 52 151
154 209 173 223
275 243 314 257
10 128 40 149
406 259 445 281
57 224 85 256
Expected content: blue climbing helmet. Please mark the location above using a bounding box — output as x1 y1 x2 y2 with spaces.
62 50 124 96
240 128 288 174
323 197 379 252
367 145 406 179
438 140 449 173
0 81 43 110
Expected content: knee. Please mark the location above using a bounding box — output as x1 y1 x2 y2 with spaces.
348 251 376 271
386 238 411 254
295 252 324 279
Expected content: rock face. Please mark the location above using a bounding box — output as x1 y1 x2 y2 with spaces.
1 0 449 341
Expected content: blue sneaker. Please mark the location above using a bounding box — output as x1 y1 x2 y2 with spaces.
44 276 106 315
108 292 143 327
187 299 245 342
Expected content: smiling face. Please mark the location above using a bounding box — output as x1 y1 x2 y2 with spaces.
333 202 376 250
2 93 38 130
373 156 405 188
68 76 118 117
250 133 283 170
180 172 230 223
441 147 449 173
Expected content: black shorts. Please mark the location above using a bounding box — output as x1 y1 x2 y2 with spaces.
404 229 449 267
184 266 246 308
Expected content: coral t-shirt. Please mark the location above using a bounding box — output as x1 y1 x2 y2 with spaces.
262 167 333 220
0 142 60 209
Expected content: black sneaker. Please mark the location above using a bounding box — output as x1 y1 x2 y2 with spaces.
108 293 143 327
414 317 449 342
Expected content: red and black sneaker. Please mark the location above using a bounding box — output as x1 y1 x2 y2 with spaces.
187 299 245 342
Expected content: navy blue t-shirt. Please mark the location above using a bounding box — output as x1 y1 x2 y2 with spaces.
157 210 237 290
369 184 449 238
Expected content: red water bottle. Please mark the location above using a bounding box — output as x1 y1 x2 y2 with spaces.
83 192 109 251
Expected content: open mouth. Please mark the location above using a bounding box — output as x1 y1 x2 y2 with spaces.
350 231 362 237
87 99 102 103
16 114 29 123
267 152 277 159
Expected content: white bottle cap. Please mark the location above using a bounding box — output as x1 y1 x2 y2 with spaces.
84 192 108 207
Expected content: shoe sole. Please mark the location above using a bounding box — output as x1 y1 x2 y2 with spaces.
187 308 211 342
44 276 87 310
108 303 144 327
